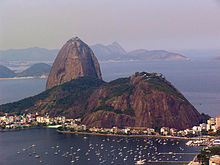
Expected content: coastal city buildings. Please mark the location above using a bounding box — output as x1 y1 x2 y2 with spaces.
0 113 219 138
209 155 220 165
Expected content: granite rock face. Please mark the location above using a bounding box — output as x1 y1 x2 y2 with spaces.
46 37 102 90
0 73 201 130
82 73 201 129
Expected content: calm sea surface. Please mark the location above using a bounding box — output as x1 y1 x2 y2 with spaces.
0 128 203 165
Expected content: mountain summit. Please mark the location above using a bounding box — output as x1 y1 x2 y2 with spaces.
46 37 102 90
0 72 201 129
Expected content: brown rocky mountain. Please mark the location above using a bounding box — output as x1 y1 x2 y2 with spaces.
0 72 201 130
82 72 201 129
0 37 201 130
46 37 102 90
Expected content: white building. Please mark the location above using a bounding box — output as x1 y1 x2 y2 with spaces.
207 118 215 125
216 116 220 130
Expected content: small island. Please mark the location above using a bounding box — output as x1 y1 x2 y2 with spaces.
0 63 51 79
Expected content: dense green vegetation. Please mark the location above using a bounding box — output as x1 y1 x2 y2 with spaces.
17 63 51 77
90 77 135 117
0 88 51 114
133 72 185 99
108 77 130 85
146 77 185 100
201 130 220 136
197 146 220 165
0 77 104 115
199 113 211 124
0 65 16 78
105 78 135 99
0 63 51 78
0 72 188 119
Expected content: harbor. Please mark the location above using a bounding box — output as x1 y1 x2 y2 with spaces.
0 128 204 165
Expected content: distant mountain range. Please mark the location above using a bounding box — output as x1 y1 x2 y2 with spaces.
0 37 202 130
90 42 127 60
0 42 190 63
0 65 17 78
0 63 51 78
91 42 190 61
0 47 58 62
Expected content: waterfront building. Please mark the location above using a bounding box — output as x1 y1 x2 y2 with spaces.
170 128 177 136
200 123 207 131
122 128 130 134
207 118 216 125
209 155 220 165
81 125 86 130
111 127 118 133
160 127 169 135
36 116 44 123
206 124 211 131
216 116 220 130
211 125 217 132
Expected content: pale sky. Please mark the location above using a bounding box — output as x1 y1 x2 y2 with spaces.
0 0 220 51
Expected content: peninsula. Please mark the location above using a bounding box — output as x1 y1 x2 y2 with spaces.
0 37 204 131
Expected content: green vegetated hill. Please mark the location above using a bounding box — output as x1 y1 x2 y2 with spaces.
17 63 51 77
0 65 16 78
0 72 201 129
0 63 51 78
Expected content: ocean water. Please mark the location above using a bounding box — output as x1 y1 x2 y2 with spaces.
0 78 47 105
0 60 219 116
0 128 203 165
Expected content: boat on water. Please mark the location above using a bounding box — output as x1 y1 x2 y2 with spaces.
135 159 145 164
213 139 220 145
35 155 40 158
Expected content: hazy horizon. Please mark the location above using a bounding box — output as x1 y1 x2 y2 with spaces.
0 0 220 51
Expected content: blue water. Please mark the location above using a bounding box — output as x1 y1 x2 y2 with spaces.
0 129 203 165
0 78 46 104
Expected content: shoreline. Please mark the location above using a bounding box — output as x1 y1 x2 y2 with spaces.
0 126 45 132
56 130 196 140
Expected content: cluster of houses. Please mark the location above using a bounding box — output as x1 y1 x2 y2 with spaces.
63 116 220 137
84 127 155 135
0 113 67 129
160 116 220 137
1 112 219 138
